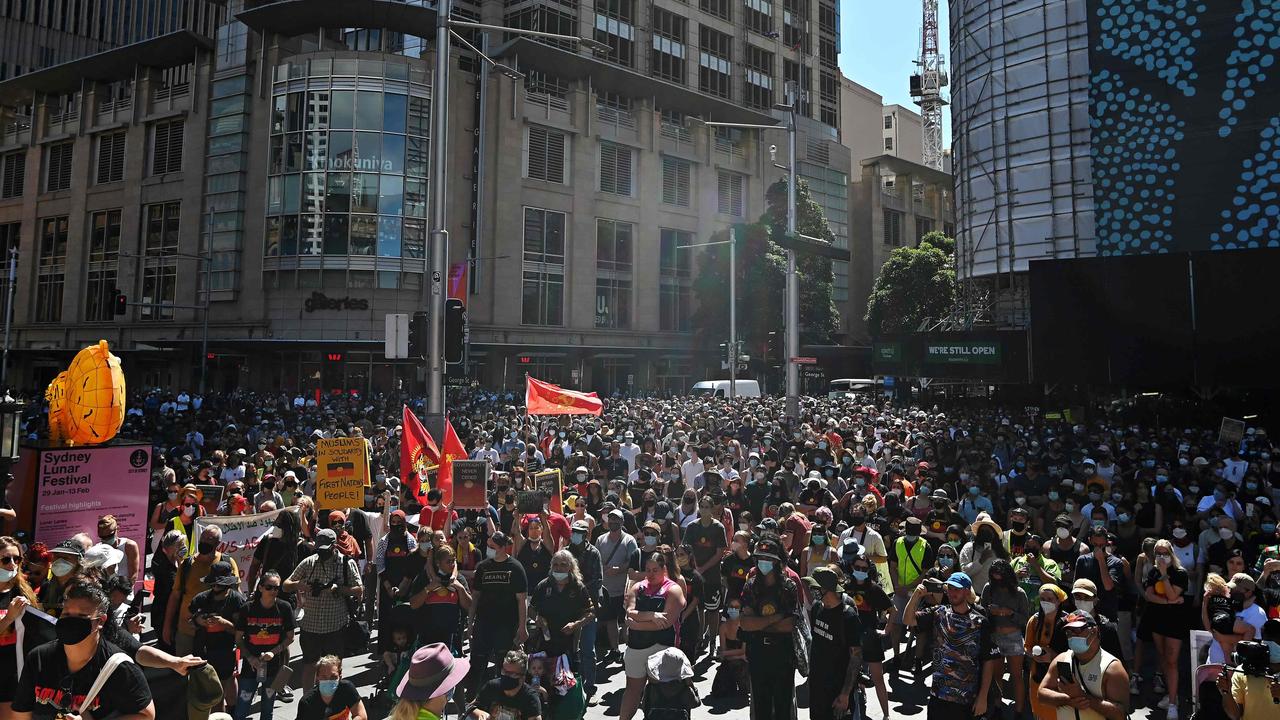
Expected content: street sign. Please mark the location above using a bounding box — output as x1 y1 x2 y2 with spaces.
791 356 818 365
883 376 895 388
384 314 409 359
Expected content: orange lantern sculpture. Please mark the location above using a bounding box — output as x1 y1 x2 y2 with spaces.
45 340 126 445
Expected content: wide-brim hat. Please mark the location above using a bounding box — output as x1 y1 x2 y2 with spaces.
969 512 1003 538
187 663 225 720
398 643 471 701
646 646 694 683
83 543 125 570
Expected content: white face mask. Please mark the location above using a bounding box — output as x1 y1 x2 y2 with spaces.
1075 598 1095 614
1056 527 1071 540
1040 600 1058 615
1220 528 1234 540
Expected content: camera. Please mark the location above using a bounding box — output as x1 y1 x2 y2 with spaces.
769 144 778 162
1232 641 1274 677
923 578 945 594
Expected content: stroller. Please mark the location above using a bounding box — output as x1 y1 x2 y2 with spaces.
643 648 702 720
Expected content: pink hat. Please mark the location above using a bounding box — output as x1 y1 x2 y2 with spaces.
397 643 470 701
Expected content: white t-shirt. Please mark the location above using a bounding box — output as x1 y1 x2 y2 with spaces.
1209 603 1266 663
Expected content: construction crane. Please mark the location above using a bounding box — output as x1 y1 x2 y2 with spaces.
909 0 948 171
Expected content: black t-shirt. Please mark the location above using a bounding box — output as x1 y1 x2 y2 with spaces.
235 599 296 656
516 541 552 591
189 588 246 651
297 679 362 720
13 640 152 720
473 557 529 628
469 679 542 720
683 521 727 578
721 554 753 603
810 596 863 684
531 577 592 632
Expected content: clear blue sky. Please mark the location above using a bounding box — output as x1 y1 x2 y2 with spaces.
838 1 952 146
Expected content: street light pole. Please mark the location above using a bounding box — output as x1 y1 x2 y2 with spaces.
783 89 800 419
2 247 15 390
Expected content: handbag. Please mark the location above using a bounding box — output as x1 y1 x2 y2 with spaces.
78 652 136 714
792 600 812 678
326 556 370 655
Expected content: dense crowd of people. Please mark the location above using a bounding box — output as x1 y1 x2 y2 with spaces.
0 385 1278 720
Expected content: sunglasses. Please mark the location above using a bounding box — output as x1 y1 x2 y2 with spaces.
0 556 17 567
260 584 281 591
183 503 198 508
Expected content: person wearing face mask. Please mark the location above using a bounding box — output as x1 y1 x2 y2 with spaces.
960 513 1008 594
904 571 1000 719
1073 525 1125 621
246 510 300 596
840 505 892 596
465 532 529 694
1037 610 1129 720
163 524 235 655
803 566 865 720
595 510 640 662
146 531 186 652
189 560 247 709
150 479 185 541
1140 539 1189 716
887 516 936 664
710 596 750 698
1048 515 1086 588
466 649 542 720
1004 506 1033 556
251 475 283 511
738 534 801 720
282 529 363 695
531 550 595 673
167 485 206 559
562 519 602 697
720 530 754 606
419 489 459 539
12 580 155 720
983 559 1032 717
1208 516 1245 576
0 535 39 718
849 549 894 714
374 510 417 654
1025 584 1069 720
619 549 687 720
297 655 367 720
1216 618 1280 720
407 544 472 654
94 515 140 587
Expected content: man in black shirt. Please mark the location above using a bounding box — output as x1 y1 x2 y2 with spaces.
189 561 247 709
467 532 529 694
13 580 155 720
684 495 728 652
466 649 542 720
805 567 864 720
296 655 367 720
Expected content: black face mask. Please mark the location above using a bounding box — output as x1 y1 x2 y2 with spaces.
56 615 95 645
317 547 334 558
391 524 406 535
198 540 218 555
499 675 522 691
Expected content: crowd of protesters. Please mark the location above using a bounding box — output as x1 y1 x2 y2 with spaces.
0 385 1278 720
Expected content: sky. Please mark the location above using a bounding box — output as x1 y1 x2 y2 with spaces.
838 0 952 146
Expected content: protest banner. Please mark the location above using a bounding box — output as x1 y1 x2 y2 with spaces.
196 508 294 590
534 467 563 513
452 460 490 509
26 442 151 551
315 437 371 510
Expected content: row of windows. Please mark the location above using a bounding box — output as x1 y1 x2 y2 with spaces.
521 207 694 331
0 121 184 198
30 201 182 323
524 126 746 216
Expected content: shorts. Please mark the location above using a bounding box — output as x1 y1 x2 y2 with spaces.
599 593 625 622
993 630 1025 657
203 644 238 675
624 643 669 679
299 628 345 662
1145 601 1190 641
861 629 886 663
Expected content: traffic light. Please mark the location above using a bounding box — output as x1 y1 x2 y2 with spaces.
113 290 127 315
766 332 782 366
408 311 428 359
444 298 466 364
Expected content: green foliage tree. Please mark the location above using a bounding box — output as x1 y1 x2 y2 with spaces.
689 179 838 358
918 230 955 255
864 239 956 337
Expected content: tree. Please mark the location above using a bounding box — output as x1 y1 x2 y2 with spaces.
918 230 954 255
864 240 956 337
689 179 838 362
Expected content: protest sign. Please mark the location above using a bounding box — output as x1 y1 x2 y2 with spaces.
196 508 294 590
31 443 151 551
534 468 563 513
452 460 490 509
315 437 370 510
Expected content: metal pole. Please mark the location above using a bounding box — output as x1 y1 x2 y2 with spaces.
785 97 800 418
729 226 737 400
200 210 212 396
426 0 453 430
2 247 15 389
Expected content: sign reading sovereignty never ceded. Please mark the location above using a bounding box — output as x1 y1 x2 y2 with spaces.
315 437 371 510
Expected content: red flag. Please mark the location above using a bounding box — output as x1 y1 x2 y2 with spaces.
401 405 440 501
437 417 467 506
525 376 604 416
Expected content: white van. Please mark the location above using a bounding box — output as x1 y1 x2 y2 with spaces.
691 380 762 398
828 378 880 399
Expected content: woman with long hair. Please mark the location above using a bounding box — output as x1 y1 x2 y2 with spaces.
846 553 892 718
531 549 594 671
0 536 40 719
673 543 704 663
1025 583 1068 720
981 558 1030 717
1144 538 1189 718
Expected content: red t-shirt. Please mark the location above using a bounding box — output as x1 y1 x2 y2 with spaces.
784 513 812 558
419 506 459 535
523 511 571 551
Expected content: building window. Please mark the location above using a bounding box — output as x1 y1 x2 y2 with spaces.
884 115 894 129
44 141 73 192
701 0 731 20
95 132 126 184
36 216 68 322
916 216 934 242
744 45 774 110
745 0 773 35
594 0 635 68
0 151 23 199
505 6 578 51
141 201 180 320
151 119 184 175
660 228 692 332
85 209 122 322
0 223 17 323
522 207 566 326
661 155 691 207
718 171 744 216
525 125 567 183
651 8 686 84
883 209 903 246
599 141 633 196
885 137 894 151
699 27 732 99
595 218 634 329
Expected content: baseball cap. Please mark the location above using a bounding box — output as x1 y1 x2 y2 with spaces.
1063 610 1098 628
314 528 337 549
1072 578 1098 598
945 572 972 590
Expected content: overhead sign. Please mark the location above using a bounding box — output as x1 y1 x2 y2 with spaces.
873 343 901 362
791 356 818 365
315 437 371 510
924 341 1002 365
883 376 895 388
385 314 409 359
